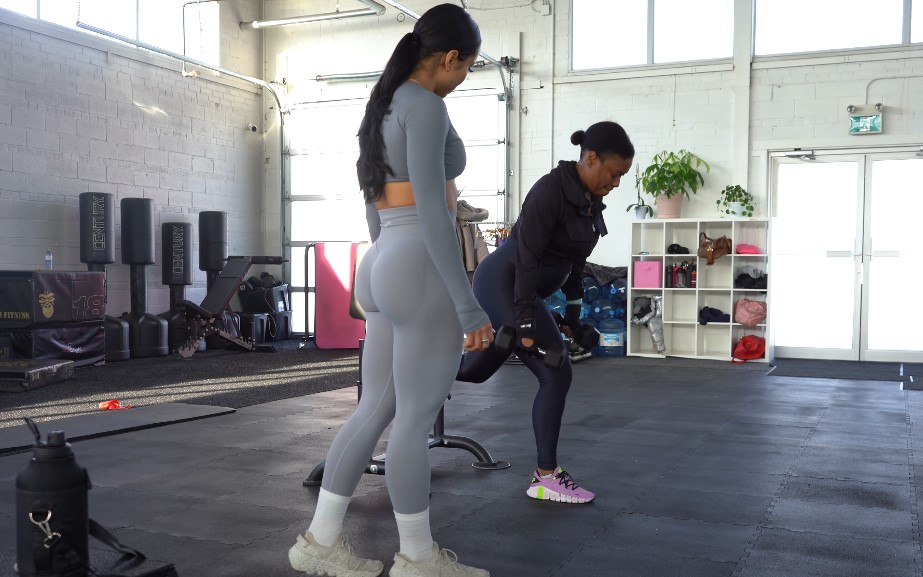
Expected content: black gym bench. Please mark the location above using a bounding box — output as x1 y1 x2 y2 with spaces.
176 255 285 358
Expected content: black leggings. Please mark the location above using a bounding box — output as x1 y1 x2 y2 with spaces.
456 239 572 471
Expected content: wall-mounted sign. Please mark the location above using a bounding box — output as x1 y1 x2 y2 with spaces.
847 104 883 135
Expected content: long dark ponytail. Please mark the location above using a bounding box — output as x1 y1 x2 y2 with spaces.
357 4 481 204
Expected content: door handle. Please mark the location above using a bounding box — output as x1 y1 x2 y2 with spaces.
826 251 853 257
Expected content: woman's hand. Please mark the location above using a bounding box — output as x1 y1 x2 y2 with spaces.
464 323 494 352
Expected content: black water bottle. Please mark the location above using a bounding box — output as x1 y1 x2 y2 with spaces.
16 418 90 577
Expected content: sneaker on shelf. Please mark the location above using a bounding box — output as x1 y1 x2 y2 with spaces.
526 467 595 504
289 531 384 577
390 543 488 577
568 342 593 363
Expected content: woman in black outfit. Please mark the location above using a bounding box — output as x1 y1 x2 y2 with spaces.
457 121 634 503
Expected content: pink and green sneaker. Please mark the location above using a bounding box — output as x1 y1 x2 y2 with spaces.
526 467 595 503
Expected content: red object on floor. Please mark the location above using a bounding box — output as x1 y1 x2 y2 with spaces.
98 399 133 410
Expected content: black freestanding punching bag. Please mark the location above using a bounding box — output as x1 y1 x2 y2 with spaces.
119 198 168 358
79 193 115 266
16 418 90 577
78 192 130 362
197 211 241 346
199 211 227 291
158 222 195 353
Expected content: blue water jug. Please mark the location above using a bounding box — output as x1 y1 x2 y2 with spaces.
582 275 599 303
596 311 626 357
544 290 566 315
609 278 627 302
590 298 614 322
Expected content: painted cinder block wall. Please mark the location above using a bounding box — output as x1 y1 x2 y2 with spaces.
0 0 264 316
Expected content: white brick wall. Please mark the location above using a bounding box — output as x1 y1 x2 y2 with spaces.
0 3 264 317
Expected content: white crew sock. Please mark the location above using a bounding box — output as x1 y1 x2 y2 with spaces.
394 509 434 562
308 488 351 547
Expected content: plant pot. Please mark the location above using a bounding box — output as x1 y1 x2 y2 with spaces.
655 195 683 219
634 206 648 219
727 202 744 217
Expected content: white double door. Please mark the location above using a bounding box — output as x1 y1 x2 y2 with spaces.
771 149 923 362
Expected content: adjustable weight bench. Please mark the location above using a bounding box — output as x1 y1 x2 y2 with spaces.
303 243 508 487
176 255 286 359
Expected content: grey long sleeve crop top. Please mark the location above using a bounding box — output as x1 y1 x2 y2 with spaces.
365 81 488 334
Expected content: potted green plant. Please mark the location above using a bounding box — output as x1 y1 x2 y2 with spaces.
626 166 653 218
626 196 653 219
716 184 754 217
639 150 710 218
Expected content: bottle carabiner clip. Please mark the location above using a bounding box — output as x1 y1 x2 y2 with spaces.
29 510 62 549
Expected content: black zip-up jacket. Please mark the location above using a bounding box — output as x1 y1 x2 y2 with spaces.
511 160 608 323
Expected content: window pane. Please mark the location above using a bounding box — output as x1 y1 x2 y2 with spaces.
42 0 136 38
445 94 502 143
139 0 185 54
0 0 37 18
39 0 78 30
291 199 368 243
182 1 219 64
654 0 732 63
914 0 923 43
755 0 903 55
572 0 647 70
291 152 360 198
288 102 363 200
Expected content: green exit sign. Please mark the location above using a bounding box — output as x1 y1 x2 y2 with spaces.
849 114 882 134
847 104 883 135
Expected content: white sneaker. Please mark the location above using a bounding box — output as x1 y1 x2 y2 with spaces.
289 531 384 577
389 543 489 577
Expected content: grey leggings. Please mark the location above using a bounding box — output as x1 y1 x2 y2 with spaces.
319 207 464 515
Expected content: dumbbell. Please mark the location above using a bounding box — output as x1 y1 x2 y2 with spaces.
494 325 566 369
551 312 600 349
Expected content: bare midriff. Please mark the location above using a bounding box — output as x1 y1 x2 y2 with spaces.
375 180 458 210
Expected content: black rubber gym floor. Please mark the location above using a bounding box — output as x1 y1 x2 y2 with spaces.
1 353 921 577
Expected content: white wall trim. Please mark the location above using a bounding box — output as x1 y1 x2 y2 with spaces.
754 135 923 154
554 61 734 85
753 46 923 70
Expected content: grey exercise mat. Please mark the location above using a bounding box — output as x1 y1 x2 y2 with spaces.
770 358 903 382
0 403 236 453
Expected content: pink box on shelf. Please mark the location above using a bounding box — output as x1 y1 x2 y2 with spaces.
633 261 663 288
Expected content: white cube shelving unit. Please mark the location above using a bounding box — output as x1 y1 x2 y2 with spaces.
627 218 769 362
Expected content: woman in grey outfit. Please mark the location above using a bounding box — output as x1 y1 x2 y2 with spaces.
288 4 494 577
